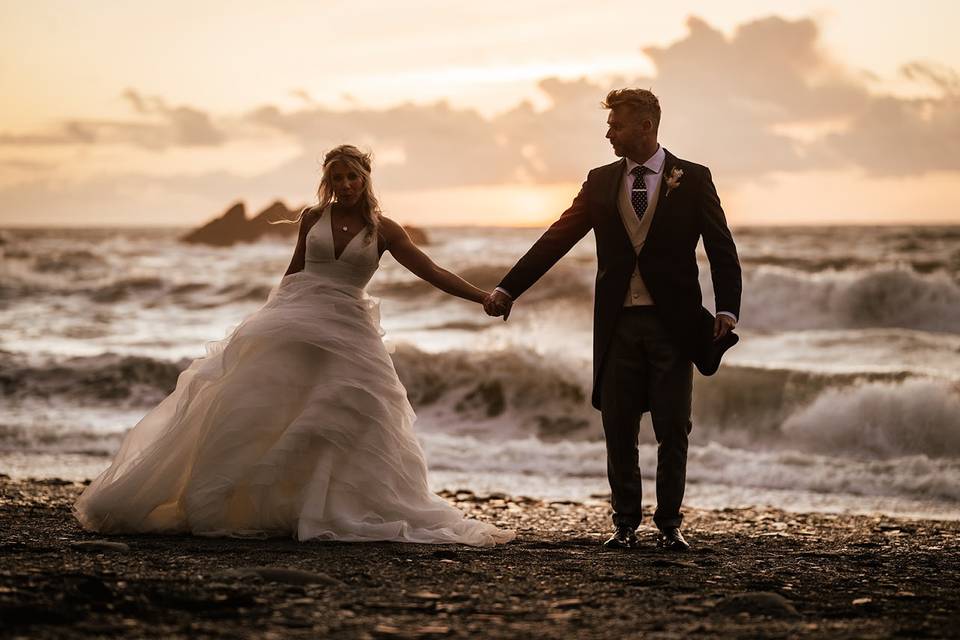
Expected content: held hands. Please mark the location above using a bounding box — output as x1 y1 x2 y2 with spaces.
482 290 513 321
713 314 736 341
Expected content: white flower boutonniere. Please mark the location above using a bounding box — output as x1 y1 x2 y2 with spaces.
664 166 683 198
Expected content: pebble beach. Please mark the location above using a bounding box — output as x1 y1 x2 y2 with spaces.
2 476 958 639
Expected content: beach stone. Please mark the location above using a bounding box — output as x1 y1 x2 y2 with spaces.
373 624 449 637
552 598 584 609
275 618 314 628
222 567 342 586
70 540 130 553
717 592 799 618
651 558 698 569
35 477 73 486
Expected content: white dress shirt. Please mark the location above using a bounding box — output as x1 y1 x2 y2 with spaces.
623 146 666 215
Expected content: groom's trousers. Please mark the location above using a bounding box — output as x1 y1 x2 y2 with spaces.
600 306 693 531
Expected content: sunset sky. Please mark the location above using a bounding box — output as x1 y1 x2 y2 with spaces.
1 1 958 227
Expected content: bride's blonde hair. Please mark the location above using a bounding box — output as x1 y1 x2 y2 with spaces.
274 144 382 241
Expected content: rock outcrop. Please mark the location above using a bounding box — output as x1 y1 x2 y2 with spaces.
181 202 248 246
247 201 303 241
181 201 302 246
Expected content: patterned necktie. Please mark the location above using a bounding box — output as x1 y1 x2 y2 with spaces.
630 165 651 221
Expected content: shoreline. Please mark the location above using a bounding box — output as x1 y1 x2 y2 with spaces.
2 477 958 638
4 453 959 523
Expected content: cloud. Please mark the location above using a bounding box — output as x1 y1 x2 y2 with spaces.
240 15 960 182
0 90 226 150
824 61 960 175
639 16 959 176
2 13 960 225
636 16 863 174
241 78 617 190
0 121 97 146
0 159 50 170
290 89 316 105
247 100 529 189
900 61 960 95
120 89 225 147
828 94 960 175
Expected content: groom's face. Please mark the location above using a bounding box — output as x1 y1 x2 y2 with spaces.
606 107 654 161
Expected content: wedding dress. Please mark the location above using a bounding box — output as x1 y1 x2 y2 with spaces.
73 206 514 546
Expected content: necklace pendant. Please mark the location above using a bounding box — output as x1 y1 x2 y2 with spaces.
341 225 349 232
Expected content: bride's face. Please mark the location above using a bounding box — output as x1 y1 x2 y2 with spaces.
328 161 365 207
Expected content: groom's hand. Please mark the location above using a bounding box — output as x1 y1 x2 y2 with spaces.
483 290 512 321
713 314 736 341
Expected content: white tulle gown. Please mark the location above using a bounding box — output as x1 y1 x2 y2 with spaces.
73 207 514 546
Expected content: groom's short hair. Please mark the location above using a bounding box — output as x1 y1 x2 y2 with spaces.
602 88 661 128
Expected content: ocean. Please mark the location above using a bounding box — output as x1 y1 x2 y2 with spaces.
2 224 959 519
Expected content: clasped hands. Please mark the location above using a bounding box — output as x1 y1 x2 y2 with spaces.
482 289 512 320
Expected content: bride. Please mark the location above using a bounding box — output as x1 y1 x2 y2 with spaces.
73 145 515 547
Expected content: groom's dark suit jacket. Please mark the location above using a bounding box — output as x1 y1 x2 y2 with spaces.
499 149 742 409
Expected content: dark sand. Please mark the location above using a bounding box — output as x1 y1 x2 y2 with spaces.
1 476 958 639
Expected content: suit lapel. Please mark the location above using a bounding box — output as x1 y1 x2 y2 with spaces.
596 159 633 251
604 159 625 207
643 149 679 250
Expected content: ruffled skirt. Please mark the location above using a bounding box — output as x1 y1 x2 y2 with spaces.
72 271 514 546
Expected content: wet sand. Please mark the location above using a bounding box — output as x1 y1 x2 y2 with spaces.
1 476 958 639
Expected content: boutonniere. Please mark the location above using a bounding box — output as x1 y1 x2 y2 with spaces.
664 166 683 197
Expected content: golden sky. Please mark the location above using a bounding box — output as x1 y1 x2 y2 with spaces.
1 1 959 227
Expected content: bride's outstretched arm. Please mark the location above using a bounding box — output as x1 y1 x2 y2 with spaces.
381 217 487 304
283 209 319 277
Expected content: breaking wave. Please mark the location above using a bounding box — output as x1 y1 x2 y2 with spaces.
733 265 960 332
6 345 959 460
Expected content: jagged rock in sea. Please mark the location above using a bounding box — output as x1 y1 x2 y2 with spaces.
182 201 429 246
180 201 302 246
181 202 253 246
248 201 302 240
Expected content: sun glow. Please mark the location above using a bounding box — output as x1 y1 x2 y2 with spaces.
385 183 581 227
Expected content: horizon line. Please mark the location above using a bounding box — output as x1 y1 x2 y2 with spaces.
3 220 959 230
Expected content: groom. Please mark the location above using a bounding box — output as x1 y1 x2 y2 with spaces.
484 88 742 551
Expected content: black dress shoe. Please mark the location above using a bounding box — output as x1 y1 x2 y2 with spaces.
603 526 639 549
658 527 690 551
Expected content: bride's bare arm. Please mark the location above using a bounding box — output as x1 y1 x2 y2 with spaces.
381 217 487 304
283 209 319 276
